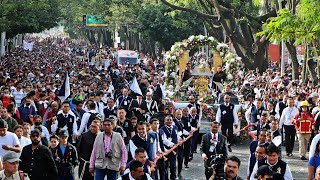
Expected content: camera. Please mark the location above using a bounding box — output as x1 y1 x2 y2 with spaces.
208 154 225 180
105 151 113 158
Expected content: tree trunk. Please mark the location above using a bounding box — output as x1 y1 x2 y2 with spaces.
309 45 319 85
286 42 299 80
302 44 308 84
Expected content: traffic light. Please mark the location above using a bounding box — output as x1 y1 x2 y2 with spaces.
83 15 87 26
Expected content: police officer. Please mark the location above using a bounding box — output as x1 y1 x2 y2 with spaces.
53 129 78 180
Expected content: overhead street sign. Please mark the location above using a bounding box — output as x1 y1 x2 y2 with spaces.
84 15 107 27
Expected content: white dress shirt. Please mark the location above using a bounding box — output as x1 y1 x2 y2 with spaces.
216 103 239 125
279 106 299 128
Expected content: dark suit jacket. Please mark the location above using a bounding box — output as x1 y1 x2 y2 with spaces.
129 99 148 122
154 84 163 103
201 132 228 168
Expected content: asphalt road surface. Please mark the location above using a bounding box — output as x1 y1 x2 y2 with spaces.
181 139 308 180
75 140 308 180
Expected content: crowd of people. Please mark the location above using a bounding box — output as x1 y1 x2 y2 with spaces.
0 36 320 180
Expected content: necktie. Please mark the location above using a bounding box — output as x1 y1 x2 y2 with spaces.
64 114 68 118
213 134 217 141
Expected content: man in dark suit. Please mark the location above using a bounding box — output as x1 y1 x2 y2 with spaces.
216 94 238 152
129 95 148 122
201 121 228 180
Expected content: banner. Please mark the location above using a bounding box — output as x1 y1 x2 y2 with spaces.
23 41 34 52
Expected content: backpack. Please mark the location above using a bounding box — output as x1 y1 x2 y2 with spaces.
87 112 99 128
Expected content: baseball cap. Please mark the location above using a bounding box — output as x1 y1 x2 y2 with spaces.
31 128 41 136
0 119 8 128
256 165 276 177
58 129 69 137
3 151 20 163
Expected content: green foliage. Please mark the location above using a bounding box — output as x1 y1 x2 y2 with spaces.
137 3 204 50
258 0 320 45
0 0 61 38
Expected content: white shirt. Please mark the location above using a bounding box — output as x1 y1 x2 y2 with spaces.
117 172 152 180
78 110 98 135
129 134 148 160
161 126 178 148
279 106 299 128
51 111 78 136
0 132 20 160
18 136 31 148
11 88 25 108
250 160 293 180
216 103 239 125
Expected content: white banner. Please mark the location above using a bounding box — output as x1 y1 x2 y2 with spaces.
23 40 34 51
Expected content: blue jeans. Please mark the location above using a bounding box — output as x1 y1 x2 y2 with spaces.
94 168 118 180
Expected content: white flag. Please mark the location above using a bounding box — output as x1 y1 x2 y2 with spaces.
130 76 143 96
58 73 71 102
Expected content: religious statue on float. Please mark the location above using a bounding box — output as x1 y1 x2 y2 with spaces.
192 53 212 99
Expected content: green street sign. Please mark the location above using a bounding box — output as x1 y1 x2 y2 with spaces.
86 15 107 27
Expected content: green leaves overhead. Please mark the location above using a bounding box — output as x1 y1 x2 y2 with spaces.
137 3 204 51
0 0 61 38
258 0 320 45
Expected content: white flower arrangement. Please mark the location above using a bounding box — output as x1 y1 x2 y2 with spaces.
208 37 215 41
166 35 243 89
188 35 195 42
170 72 176 78
225 63 230 70
227 74 234 80
236 56 242 61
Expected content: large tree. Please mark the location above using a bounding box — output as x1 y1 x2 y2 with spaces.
258 0 320 82
0 0 61 38
160 0 279 72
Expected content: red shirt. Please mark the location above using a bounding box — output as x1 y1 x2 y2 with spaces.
293 112 314 133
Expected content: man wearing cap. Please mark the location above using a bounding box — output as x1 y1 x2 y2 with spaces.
0 119 21 160
52 129 78 180
0 152 30 180
19 128 58 180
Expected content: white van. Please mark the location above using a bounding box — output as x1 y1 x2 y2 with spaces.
117 50 140 66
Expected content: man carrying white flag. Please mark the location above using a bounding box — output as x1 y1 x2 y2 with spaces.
58 73 71 102
130 76 143 96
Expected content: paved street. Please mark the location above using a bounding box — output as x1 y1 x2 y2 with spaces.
74 138 307 180
180 139 308 180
